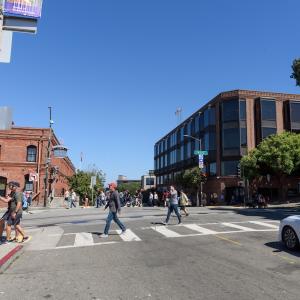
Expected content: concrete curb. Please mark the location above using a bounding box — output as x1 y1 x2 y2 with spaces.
0 244 23 270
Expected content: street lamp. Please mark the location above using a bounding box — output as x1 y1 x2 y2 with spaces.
184 134 204 207
43 107 68 207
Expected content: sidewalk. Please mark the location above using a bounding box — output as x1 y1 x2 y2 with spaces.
0 241 23 270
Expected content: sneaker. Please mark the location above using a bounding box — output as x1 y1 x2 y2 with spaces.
162 222 167 225
178 222 182 225
120 230 127 235
100 234 108 238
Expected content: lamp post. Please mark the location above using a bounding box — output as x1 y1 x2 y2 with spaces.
184 134 203 207
44 107 53 207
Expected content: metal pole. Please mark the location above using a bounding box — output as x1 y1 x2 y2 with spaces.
44 107 52 207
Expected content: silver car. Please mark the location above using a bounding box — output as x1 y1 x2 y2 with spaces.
279 215 300 250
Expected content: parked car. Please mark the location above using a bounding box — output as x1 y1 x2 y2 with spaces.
279 215 300 250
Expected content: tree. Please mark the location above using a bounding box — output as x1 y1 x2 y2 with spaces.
175 167 207 206
291 59 300 86
241 132 300 201
68 166 105 204
117 182 141 195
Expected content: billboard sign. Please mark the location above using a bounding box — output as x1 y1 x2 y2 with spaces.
3 0 43 19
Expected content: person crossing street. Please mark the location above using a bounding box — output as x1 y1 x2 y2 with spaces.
100 183 126 238
163 185 181 225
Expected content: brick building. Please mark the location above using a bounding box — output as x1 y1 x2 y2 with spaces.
154 90 300 204
0 127 76 206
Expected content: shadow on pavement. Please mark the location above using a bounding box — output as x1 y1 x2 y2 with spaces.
265 241 300 258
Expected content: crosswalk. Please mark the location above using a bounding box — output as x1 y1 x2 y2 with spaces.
26 220 279 251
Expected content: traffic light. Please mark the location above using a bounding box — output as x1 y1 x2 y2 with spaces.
236 163 241 177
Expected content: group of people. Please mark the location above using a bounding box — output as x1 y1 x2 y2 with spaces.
64 189 78 208
0 181 29 244
99 184 190 237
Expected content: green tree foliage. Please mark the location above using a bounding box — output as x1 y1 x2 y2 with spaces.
291 59 300 86
241 132 300 199
174 167 207 206
117 182 141 195
68 166 105 202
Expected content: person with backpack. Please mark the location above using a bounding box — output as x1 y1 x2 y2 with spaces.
0 181 28 243
179 189 189 217
22 191 29 213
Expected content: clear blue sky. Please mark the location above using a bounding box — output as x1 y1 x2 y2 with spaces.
1 0 300 183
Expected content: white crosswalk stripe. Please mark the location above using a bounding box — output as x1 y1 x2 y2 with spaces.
183 224 217 235
222 222 254 232
117 229 141 242
74 232 94 247
248 221 279 229
151 226 182 237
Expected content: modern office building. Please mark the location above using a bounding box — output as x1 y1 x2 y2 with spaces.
154 90 300 203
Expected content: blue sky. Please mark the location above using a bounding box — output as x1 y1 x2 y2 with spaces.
1 0 300 183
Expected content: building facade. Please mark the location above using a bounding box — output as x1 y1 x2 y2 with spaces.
154 90 300 204
0 127 76 206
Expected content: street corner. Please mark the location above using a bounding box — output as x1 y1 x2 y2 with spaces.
0 242 23 271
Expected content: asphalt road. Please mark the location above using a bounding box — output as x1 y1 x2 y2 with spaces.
0 206 300 300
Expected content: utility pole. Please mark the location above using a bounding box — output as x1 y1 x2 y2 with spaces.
44 107 53 207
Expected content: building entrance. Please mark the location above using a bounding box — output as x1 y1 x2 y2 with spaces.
0 177 7 197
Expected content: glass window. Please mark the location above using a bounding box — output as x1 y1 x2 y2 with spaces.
210 162 217 176
187 120 192 136
262 127 277 139
146 178 155 186
222 100 239 122
223 128 240 149
291 102 300 123
180 145 184 161
27 146 37 162
199 113 204 131
221 161 239 176
194 115 200 133
240 100 246 120
210 107 216 125
261 100 276 121
187 142 191 158
241 127 247 147
204 109 209 128
180 127 184 142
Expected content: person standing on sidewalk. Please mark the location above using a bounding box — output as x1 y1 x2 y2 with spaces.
0 181 28 243
163 185 181 225
101 182 126 238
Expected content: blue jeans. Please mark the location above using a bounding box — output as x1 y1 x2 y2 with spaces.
165 204 181 224
104 211 126 235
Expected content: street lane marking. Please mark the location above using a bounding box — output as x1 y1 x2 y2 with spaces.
215 235 242 246
116 229 142 242
55 241 118 249
183 224 218 235
151 226 182 237
222 223 254 232
74 232 94 247
248 221 279 229
272 253 296 264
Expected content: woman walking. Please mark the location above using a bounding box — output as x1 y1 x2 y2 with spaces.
179 189 189 217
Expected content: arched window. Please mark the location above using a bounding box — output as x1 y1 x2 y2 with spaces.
27 145 37 162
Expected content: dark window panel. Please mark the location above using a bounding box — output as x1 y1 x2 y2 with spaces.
240 100 246 120
262 127 277 139
222 100 239 122
221 160 239 176
291 102 300 123
261 100 276 121
241 127 247 147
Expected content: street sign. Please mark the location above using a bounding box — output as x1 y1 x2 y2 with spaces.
90 176 96 188
3 15 38 33
194 150 208 156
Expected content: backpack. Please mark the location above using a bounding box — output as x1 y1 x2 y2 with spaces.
22 193 28 210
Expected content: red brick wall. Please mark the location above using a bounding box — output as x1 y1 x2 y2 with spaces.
0 127 75 207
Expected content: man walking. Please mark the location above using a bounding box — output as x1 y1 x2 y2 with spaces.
70 189 77 208
0 181 28 243
163 185 181 225
101 183 126 237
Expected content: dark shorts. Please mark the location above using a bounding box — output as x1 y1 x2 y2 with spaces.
0 211 22 226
